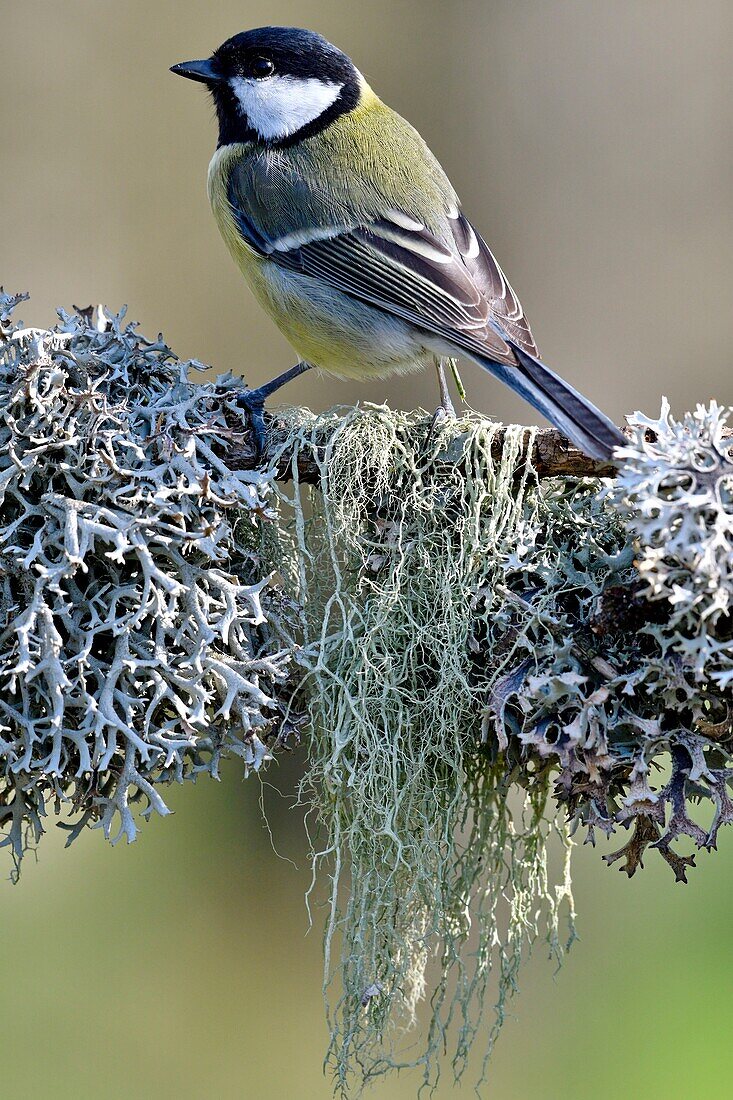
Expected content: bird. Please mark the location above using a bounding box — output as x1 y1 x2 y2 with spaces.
171 26 625 461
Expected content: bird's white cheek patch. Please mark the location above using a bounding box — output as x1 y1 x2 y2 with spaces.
229 75 343 140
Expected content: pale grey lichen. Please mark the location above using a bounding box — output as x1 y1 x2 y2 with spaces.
0 290 299 876
3 286 733 1095
614 400 733 681
272 407 575 1094
480 401 733 884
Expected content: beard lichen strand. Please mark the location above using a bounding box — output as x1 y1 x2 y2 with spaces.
268 404 575 1092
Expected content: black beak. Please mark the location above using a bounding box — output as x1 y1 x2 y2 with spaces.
170 58 223 85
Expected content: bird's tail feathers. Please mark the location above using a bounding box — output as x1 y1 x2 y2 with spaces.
473 343 626 463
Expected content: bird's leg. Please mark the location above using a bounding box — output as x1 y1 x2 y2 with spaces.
435 359 457 419
236 361 313 458
427 359 458 443
447 358 466 405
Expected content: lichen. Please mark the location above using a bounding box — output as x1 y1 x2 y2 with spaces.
3 288 733 1095
270 398 733 1092
614 400 733 679
271 407 575 1094
0 291 299 876
483 404 733 884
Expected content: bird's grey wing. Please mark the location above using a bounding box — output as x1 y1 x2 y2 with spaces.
246 211 524 368
448 212 539 358
226 153 537 364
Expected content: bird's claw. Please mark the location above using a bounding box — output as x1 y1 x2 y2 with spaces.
236 387 268 461
436 393 457 421
231 362 314 462
426 400 457 448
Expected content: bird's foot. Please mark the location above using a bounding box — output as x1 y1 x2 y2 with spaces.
435 391 457 420
426 396 457 448
235 387 268 460
234 361 314 461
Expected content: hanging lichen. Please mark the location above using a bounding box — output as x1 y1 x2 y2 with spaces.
270 407 576 1092
268 397 733 1091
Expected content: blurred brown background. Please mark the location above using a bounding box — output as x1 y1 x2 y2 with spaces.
3 2 733 1097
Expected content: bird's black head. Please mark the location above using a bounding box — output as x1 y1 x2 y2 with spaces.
171 27 362 148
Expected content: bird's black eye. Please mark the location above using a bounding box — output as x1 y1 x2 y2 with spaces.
250 56 275 79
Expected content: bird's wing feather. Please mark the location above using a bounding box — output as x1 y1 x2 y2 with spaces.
287 222 519 366
449 214 539 357
227 166 537 367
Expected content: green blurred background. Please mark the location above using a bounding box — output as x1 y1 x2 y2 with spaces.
3 1 733 1097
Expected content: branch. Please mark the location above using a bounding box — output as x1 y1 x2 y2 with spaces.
226 413 628 481
232 414 733 483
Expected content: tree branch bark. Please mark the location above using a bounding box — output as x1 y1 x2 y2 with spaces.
227 414 628 482
226 414 733 483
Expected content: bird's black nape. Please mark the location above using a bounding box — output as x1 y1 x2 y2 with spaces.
174 26 362 148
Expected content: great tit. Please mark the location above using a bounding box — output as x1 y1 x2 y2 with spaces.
172 26 625 461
